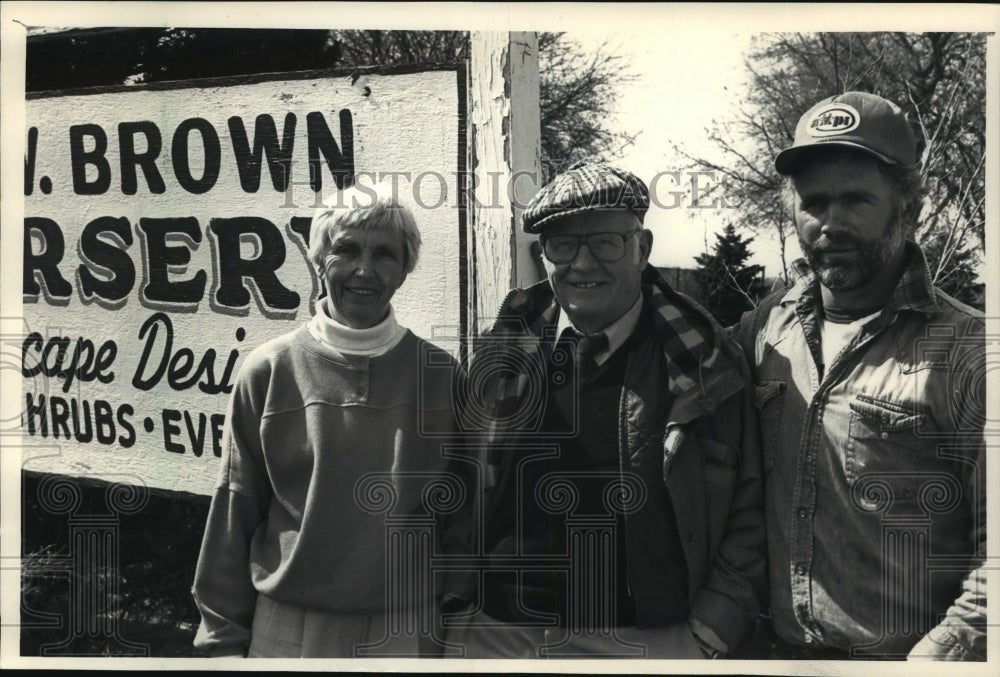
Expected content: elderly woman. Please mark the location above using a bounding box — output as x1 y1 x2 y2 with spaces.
192 183 462 658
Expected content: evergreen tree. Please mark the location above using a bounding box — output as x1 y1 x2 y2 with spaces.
694 223 764 327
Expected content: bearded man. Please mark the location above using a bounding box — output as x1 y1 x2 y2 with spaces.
732 91 986 661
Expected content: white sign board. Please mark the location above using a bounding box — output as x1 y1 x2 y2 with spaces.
21 66 468 496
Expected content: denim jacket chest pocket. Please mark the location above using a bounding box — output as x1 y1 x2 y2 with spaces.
846 395 956 516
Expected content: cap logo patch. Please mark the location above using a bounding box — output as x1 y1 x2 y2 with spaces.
807 103 861 137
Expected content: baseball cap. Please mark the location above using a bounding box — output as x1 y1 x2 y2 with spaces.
774 91 917 175
521 161 650 234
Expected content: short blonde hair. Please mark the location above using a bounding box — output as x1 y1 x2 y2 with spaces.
308 181 422 275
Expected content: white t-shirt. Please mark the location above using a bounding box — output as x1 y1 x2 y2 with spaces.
819 311 880 372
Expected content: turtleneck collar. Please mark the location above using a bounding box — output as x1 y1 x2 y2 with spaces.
308 299 407 357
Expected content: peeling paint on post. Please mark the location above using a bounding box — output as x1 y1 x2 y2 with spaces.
470 32 542 333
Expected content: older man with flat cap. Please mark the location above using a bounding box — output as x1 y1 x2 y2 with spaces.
446 162 766 659
732 91 987 660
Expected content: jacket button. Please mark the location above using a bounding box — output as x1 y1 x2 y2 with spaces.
796 564 806 576
798 509 808 519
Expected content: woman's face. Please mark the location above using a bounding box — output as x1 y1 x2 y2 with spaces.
321 226 408 329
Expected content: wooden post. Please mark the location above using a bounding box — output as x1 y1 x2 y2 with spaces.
469 32 542 335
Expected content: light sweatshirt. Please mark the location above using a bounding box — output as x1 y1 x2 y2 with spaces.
191 323 460 656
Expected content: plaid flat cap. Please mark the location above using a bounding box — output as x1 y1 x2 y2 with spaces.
522 161 650 233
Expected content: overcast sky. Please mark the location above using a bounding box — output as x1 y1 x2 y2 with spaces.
570 30 783 274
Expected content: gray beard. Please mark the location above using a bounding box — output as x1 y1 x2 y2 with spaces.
800 224 904 292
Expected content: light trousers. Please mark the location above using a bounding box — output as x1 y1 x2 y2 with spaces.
247 594 426 658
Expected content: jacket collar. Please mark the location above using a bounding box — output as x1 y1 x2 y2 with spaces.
491 266 746 425
782 241 940 316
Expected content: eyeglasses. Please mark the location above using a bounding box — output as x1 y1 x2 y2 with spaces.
541 231 639 264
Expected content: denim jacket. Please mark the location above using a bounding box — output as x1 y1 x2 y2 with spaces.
733 243 986 660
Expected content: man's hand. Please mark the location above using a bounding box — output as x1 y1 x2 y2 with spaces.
907 626 983 661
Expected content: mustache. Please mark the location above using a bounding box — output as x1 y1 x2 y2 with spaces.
804 234 864 252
